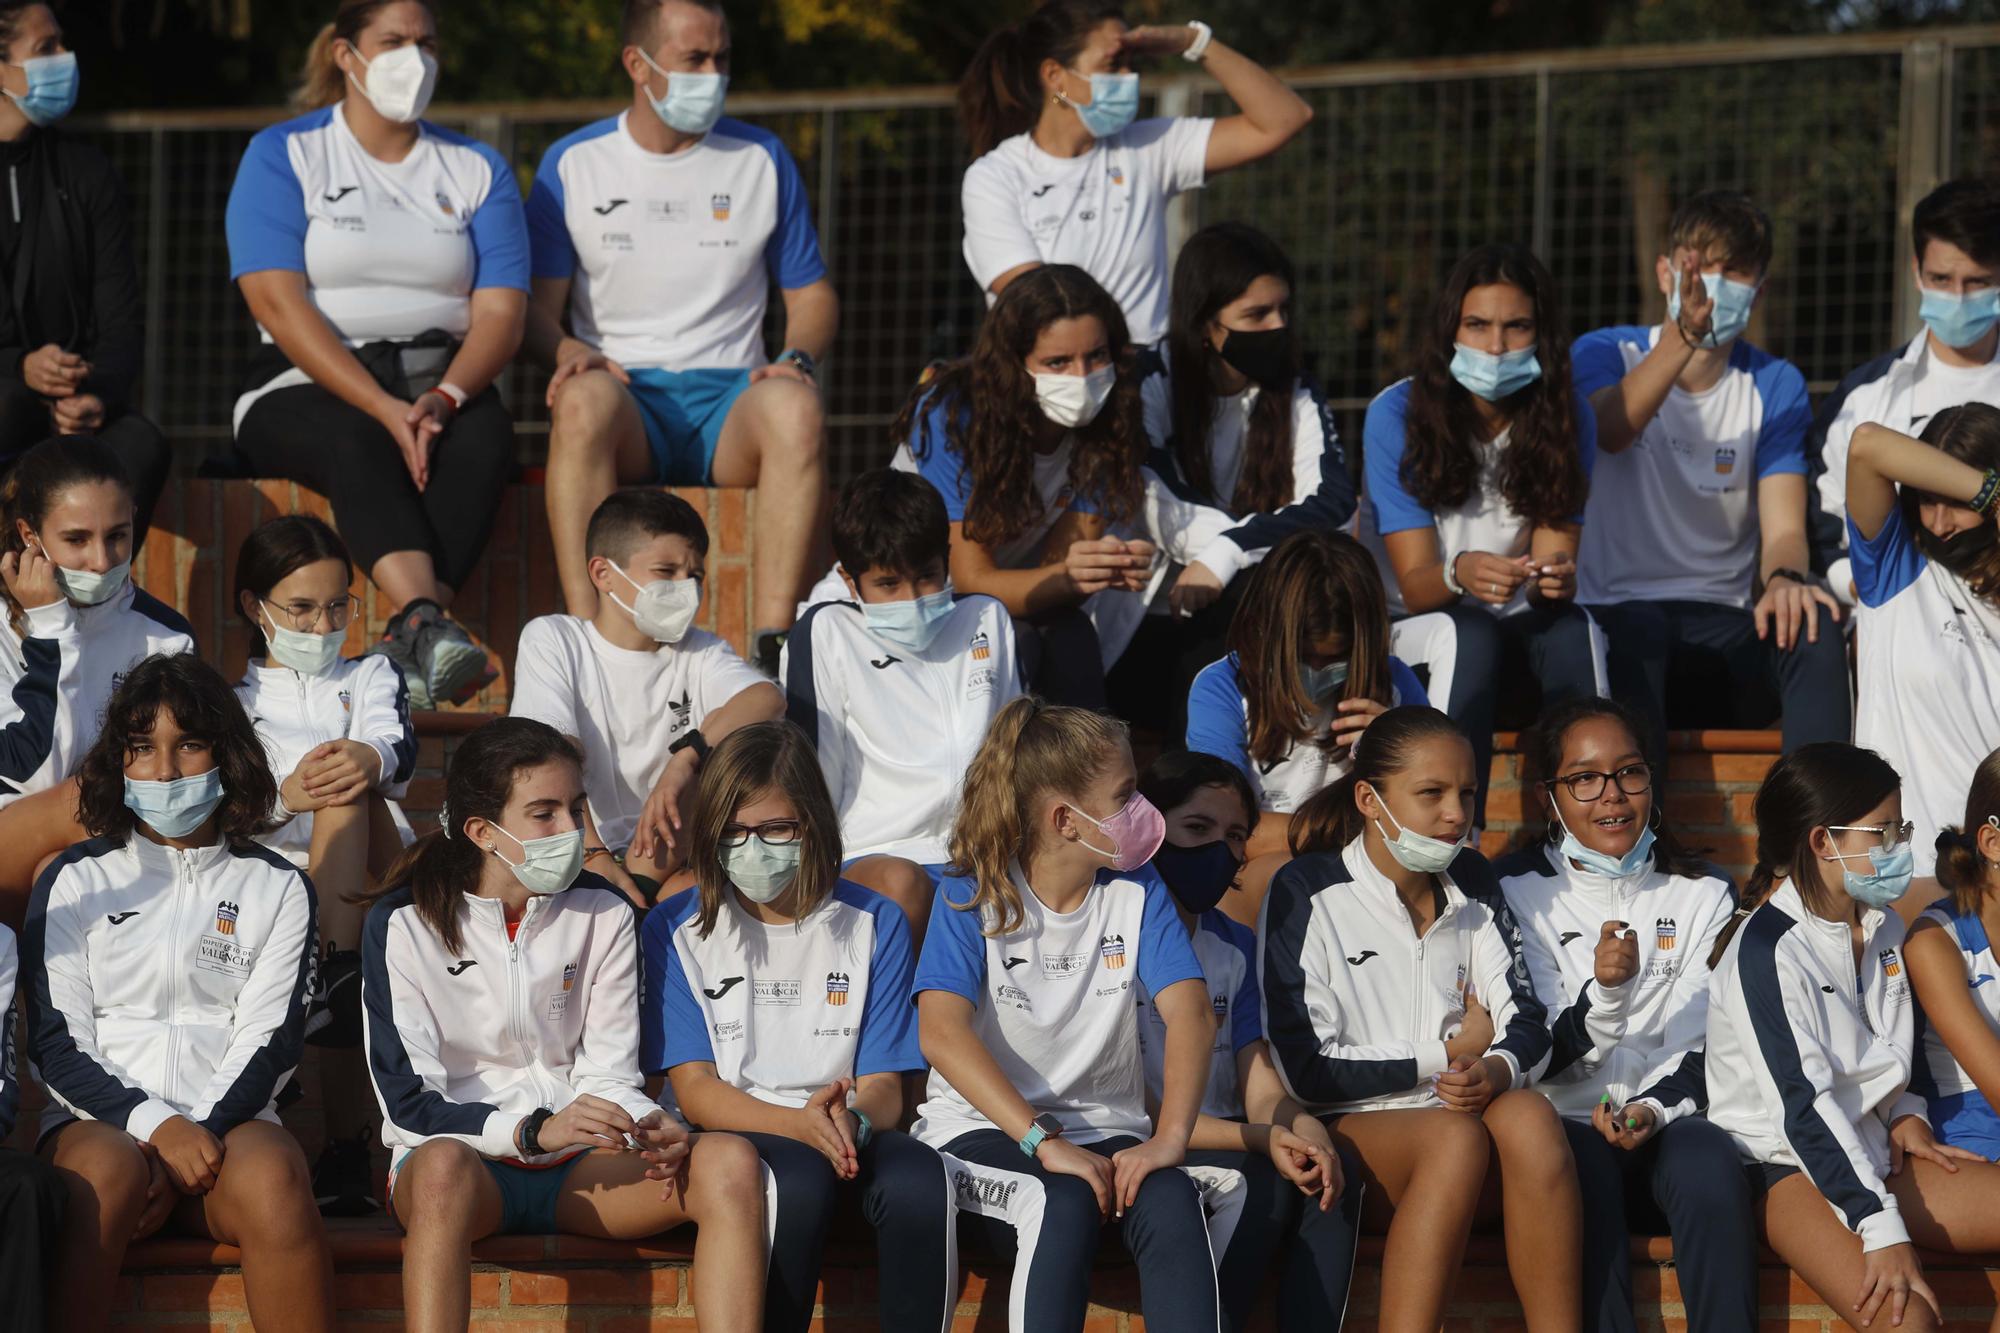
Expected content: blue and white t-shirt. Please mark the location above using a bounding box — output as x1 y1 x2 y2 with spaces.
527 112 826 372
640 881 922 1105
1915 901 2000 1102
1136 911 1259 1119
896 392 1102 570
1850 505 2000 874
1572 327 1810 608
1186 651 1428 813
226 102 529 349
1356 378 1598 618
911 863 1203 1147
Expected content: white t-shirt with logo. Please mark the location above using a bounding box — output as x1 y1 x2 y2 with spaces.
1136 911 1260 1119
1572 327 1810 608
961 118 1213 345
912 863 1203 1147
527 112 827 371
508 615 769 853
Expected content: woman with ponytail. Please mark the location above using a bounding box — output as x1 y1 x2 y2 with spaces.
362 716 765 1333
1706 742 2000 1333
226 0 528 710
912 695 1222 1333
957 1 1310 346
1266 706 1581 1332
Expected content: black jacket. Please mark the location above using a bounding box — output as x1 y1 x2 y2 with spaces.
0 129 143 414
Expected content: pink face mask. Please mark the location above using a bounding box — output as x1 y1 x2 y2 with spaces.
1067 792 1167 872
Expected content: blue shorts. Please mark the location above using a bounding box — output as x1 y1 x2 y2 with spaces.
1930 1090 2000 1161
387 1148 589 1234
627 367 752 484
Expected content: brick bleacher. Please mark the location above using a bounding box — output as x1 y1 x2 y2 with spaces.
64 479 1972 1328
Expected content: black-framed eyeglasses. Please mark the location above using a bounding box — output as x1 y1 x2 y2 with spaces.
718 820 802 848
1549 763 1653 803
1828 820 1916 851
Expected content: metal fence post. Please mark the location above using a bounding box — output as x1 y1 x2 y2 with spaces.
1894 38 1949 341
1531 66 1552 261
818 106 839 266
1158 77 1197 271
142 126 165 428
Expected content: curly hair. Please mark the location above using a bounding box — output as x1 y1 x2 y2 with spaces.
76 654 279 846
893 264 1144 550
1398 243 1587 529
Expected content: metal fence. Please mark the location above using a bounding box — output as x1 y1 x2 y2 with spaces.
74 24 2000 481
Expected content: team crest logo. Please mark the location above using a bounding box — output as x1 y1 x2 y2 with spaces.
711 193 731 221
826 971 850 1006
338 689 352 715
435 190 456 218
215 901 239 936
970 631 991 662
1107 165 1125 186
1656 918 1678 951
1100 934 1126 969
1881 949 1902 978
562 962 577 992
1714 447 1737 475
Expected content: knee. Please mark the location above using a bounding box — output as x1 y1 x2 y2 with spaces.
62 1135 152 1217
228 1138 321 1245
1040 1173 1105 1236
1446 605 1501 671
548 372 629 447
1128 1161 1201 1221
1414 1107 1492 1183
399 1139 486 1230
1485 1092 1574 1183
862 858 934 942
686 1132 764 1216
746 381 825 464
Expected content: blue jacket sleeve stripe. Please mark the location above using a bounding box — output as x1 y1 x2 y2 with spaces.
1635 1049 1706 1113
387 662 417 785
0 636 61 784
22 842 149 1128
200 848 316 1135
362 894 502 1139
1217 379 1358 552
1479 888 1553 1072
1739 911 1883 1232
1544 989 1593 1079
783 602 829 747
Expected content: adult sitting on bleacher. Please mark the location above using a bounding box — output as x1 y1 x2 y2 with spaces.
0 3 170 547
526 0 837 679
224 0 529 710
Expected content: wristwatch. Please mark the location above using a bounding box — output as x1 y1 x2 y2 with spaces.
1765 567 1811 588
1182 20 1214 61
776 348 817 379
668 728 710 764
850 1107 874 1151
521 1106 556 1156
1019 1112 1064 1158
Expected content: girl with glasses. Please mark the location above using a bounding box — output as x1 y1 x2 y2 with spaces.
1497 697 1753 1331
233 514 416 1217
642 720 952 1333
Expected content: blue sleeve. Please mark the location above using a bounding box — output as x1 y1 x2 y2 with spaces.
1184 658 1252 786
225 126 307 279
1568 328 1632 399
1753 356 1812 479
640 898 713 1073
761 136 828 290
1219 380 1358 551
909 397 972 523
526 142 577 281
913 875 987 1003
466 139 530 293
1387 657 1429 708
855 892 924 1077
1848 503 1925 608
1220 918 1262 1051
1135 868 1204 995
1362 384 1432 536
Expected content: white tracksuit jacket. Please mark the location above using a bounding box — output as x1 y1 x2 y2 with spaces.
1707 880 1926 1251
23 834 317 1141
235 654 416 865
1257 836 1551 1114
1498 843 1736 1123
363 874 661 1163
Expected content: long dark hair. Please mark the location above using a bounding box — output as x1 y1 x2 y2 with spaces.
1400 243 1587 528
0 435 132 638
1936 746 2000 918
1287 706 1471 855
234 515 353 658
376 717 583 956
1708 742 1902 968
958 0 1125 159
75 654 278 846
1520 696 1709 879
685 721 843 938
1900 403 2000 601
1165 222 1299 516
894 264 1144 547
1226 531 1393 769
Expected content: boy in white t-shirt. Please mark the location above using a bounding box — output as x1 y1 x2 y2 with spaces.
785 469 1022 948
1574 190 1849 762
511 488 781 904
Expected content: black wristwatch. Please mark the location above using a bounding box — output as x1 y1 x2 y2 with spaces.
521 1106 556 1156
1765 567 1812 588
669 728 710 764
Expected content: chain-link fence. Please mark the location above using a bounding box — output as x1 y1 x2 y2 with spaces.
77 24 2000 481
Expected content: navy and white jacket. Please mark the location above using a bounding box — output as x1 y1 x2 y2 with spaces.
363 874 661 1163
0 585 195 806
0 924 21 1139
24 835 316 1142
1707 880 1925 1251
1497 843 1735 1124
237 653 416 867
1258 836 1550 1115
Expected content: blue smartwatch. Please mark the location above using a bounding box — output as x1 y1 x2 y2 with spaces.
1019 1112 1063 1158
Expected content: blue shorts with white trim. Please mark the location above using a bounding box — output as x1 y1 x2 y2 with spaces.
1931 1090 2000 1162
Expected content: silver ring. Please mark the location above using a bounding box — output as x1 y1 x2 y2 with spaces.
1490 582 1499 594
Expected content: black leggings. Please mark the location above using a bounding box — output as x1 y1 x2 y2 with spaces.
0 1146 67 1331
1185 1145 1362 1332
0 379 171 551
742 1129 954 1333
236 381 515 591
1012 607 1107 710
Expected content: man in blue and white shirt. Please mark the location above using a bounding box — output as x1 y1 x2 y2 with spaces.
525 0 839 677
1576 190 1850 762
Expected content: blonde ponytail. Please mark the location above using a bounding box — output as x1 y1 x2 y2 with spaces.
293 23 346 111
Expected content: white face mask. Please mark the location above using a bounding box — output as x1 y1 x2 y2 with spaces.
30 540 127 607
606 561 701 644
261 604 345 677
1033 365 1116 429
348 43 438 124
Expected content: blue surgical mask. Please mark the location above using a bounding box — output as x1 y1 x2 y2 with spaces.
1668 269 1759 347
1919 286 2000 351
1448 344 1541 401
1825 840 1914 909
862 584 956 654
488 823 585 896
636 50 727 136
124 770 224 840
1300 660 1348 702
6 52 77 127
1554 809 1656 880
723 839 802 904
1367 788 1464 875
1066 71 1138 139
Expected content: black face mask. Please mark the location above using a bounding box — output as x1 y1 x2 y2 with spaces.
1926 516 2000 577
1216 326 1296 389
1151 838 1242 915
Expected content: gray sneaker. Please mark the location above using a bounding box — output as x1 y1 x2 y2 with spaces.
361 631 428 710
367 599 493 709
